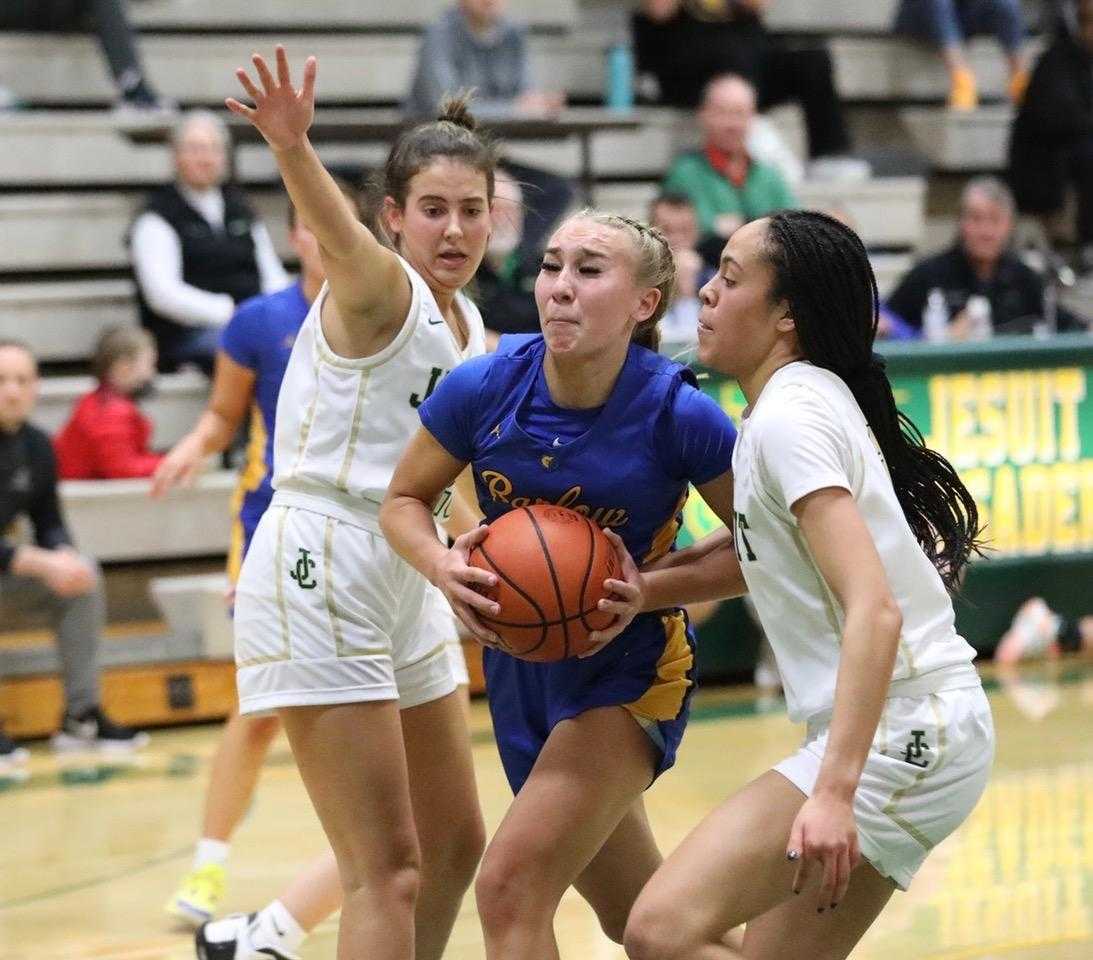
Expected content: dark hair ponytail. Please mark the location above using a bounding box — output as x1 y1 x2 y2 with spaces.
762 210 983 589
365 91 498 248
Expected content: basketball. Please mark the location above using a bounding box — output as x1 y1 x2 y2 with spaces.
468 504 620 661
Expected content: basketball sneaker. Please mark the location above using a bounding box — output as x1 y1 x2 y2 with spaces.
51 706 150 752
167 863 227 927
196 913 298 960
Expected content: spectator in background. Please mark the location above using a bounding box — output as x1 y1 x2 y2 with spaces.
1009 0 1093 277
887 177 1087 337
648 192 714 346
404 0 574 262
0 0 169 112
893 0 1031 111
473 169 539 346
130 110 289 378
0 340 147 766
662 75 796 260
995 596 1093 663
54 327 163 480
633 0 868 179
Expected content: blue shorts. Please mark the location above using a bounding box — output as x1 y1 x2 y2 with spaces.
483 609 696 794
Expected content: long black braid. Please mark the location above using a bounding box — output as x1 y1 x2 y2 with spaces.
762 210 984 589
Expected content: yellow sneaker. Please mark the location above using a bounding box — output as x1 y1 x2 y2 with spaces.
948 67 978 111
1008 67 1030 105
165 863 226 928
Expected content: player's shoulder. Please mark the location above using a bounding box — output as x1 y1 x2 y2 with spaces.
752 363 850 430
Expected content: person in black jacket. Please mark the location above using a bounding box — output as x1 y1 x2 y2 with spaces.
0 341 147 766
129 110 289 376
888 177 1087 335
1009 0 1093 272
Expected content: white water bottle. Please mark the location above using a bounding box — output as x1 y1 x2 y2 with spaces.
966 294 993 341
922 288 949 343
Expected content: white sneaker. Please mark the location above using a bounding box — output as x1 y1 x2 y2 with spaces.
196 913 298 960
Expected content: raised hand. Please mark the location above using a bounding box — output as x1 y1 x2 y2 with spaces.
226 45 316 152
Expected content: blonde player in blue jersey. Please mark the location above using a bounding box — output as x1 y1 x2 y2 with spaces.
622 210 993 960
381 210 746 957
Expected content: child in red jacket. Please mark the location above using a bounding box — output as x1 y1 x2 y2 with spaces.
55 326 165 479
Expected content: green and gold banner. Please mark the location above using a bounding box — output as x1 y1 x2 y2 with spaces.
680 335 1093 560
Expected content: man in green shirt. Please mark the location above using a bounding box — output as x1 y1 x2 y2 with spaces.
662 74 797 244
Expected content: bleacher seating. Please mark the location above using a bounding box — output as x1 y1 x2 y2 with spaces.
4 0 1082 719
59 471 235 562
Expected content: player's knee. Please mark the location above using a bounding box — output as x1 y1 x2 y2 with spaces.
624 900 690 960
474 842 545 931
338 832 422 910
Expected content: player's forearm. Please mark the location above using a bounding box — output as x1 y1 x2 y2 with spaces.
191 409 239 455
271 139 372 261
642 538 746 610
814 600 901 801
379 494 450 585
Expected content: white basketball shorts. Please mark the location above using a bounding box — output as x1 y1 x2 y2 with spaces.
234 504 466 715
774 684 994 890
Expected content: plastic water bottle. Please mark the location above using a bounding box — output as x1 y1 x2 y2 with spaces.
605 43 634 112
965 294 993 341
922 288 949 343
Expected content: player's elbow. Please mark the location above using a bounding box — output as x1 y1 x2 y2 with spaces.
873 594 903 646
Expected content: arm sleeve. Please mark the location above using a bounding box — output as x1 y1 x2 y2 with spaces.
655 382 737 483
755 393 854 511
252 222 291 293
86 407 164 479
417 355 494 463
28 440 72 550
131 212 236 328
219 297 264 371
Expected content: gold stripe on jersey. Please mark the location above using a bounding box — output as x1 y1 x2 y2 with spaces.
625 611 693 723
289 350 322 478
643 490 689 565
275 506 291 655
880 694 947 852
336 369 373 491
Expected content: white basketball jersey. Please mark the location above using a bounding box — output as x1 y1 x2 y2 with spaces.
731 362 978 724
270 256 486 529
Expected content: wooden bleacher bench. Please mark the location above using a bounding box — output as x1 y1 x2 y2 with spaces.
900 104 1013 172
0 279 136 362
58 469 234 563
129 0 577 30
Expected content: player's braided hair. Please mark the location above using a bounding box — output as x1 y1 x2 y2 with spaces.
761 209 984 589
570 210 676 352
367 91 499 249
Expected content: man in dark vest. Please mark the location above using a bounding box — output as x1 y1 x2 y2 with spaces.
129 110 289 377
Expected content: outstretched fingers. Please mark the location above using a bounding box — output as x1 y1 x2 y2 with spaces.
252 51 276 95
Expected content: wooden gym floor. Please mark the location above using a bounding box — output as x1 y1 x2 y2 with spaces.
2 660 1091 960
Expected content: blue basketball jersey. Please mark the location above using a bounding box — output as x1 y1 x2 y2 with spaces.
420 334 735 565
419 333 737 793
219 281 308 578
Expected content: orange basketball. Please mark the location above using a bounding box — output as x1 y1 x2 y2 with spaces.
468 504 619 662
